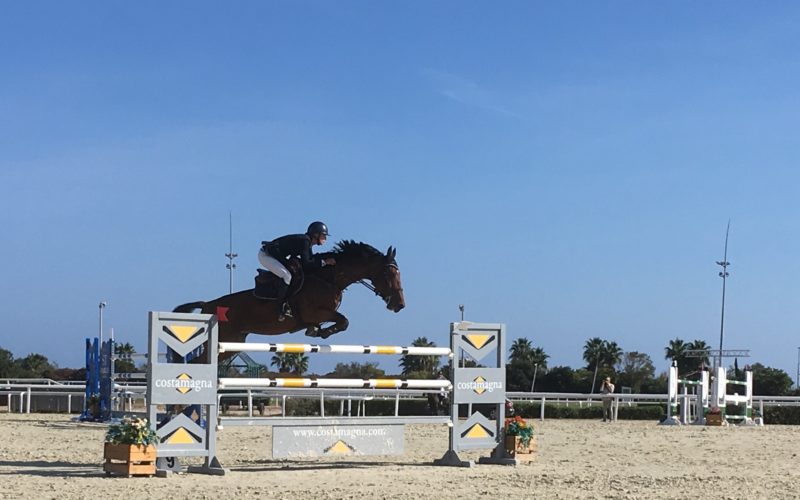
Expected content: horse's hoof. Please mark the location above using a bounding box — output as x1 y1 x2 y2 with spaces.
304 327 320 338
318 330 335 340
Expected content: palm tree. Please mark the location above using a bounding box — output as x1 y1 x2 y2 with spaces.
601 341 623 369
509 338 534 365
530 347 549 370
665 338 689 373
584 338 624 392
686 340 711 372
400 337 440 377
583 338 605 371
270 353 309 375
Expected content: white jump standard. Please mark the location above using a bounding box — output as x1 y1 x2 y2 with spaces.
660 363 709 426
146 311 517 474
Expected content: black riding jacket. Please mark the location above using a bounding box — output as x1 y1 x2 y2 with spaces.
262 234 323 269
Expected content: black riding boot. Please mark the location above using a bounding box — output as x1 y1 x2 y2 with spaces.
277 281 293 321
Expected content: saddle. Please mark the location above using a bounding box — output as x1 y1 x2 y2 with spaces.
253 258 304 300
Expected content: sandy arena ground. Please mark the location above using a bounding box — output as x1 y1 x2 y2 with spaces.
1 413 799 499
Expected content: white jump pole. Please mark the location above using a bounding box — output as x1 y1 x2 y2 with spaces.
219 342 452 357
219 377 453 390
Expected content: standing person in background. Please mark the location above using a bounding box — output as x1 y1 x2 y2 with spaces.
601 376 615 422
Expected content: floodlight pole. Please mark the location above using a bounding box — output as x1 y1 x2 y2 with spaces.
715 220 731 372
225 211 238 294
98 301 107 344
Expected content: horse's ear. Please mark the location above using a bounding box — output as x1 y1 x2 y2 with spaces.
387 246 396 261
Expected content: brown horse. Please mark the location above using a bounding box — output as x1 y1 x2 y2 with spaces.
173 241 405 351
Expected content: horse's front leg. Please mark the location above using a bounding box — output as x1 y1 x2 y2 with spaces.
305 312 349 339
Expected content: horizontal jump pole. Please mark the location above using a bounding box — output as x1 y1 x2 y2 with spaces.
218 377 452 390
218 342 452 357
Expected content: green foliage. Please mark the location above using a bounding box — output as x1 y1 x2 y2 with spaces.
399 337 440 377
270 353 309 375
504 415 534 446
329 361 386 378
0 348 16 377
583 338 623 371
114 342 138 374
506 338 549 391
615 351 655 393
105 417 159 445
665 338 711 374
762 406 800 425
512 401 665 420
748 363 793 396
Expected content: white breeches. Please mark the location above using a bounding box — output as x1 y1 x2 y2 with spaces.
258 250 292 285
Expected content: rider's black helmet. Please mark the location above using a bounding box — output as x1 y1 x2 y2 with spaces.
306 221 329 237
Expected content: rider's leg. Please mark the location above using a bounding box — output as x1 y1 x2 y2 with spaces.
276 281 293 320
257 251 294 318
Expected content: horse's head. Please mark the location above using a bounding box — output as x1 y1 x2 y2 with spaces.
330 241 406 312
370 246 405 312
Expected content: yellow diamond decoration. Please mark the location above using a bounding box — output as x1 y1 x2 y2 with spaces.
464 424 491 439
165 427 198 445
465 334 491 350
473 376 486 395
166 325 200 343
176 373 192 394
326 441 354 455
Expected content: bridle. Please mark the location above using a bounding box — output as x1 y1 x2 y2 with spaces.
356 263 402 305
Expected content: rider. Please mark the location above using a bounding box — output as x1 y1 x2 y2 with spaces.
258 221 336 321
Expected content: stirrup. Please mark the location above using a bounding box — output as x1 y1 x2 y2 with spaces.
278 302 293 322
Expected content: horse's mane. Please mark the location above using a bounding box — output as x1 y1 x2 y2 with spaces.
321 240 384 261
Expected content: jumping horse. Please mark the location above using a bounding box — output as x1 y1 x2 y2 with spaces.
173 241 405 358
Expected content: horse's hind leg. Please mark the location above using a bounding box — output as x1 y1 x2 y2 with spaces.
316 312 349 339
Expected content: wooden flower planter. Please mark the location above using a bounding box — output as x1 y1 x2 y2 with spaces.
705 413 724 426
504 435 537 460
103 443 156 477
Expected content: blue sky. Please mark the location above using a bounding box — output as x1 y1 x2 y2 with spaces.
2 2 799 380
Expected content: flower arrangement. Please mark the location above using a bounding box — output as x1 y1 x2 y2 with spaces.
105 417 159 446
707 406 721 415
504 415 534 447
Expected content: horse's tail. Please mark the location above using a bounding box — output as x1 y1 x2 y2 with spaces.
173 301 206 313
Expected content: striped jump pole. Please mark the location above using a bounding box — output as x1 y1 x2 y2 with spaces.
219 342 452 357
219 377 452 390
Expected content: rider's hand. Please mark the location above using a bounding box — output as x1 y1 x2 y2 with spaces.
324 258 336 266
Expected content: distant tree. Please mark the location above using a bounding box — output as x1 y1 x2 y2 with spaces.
329 361 386 379
685 340 711 372
583 338 623 391
506 339 549 391
0 348 16 378
748 363 793 396
509 338 534 363
270 353 309 375
530 347 549 369
400 337 440 377
114 342 137 374
14 353 56 378
665 338 690 373
583 338 605 371
640 371 668 394
537 366 577 393
50 367 84 381
601 341 623 369
615 352 655 393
